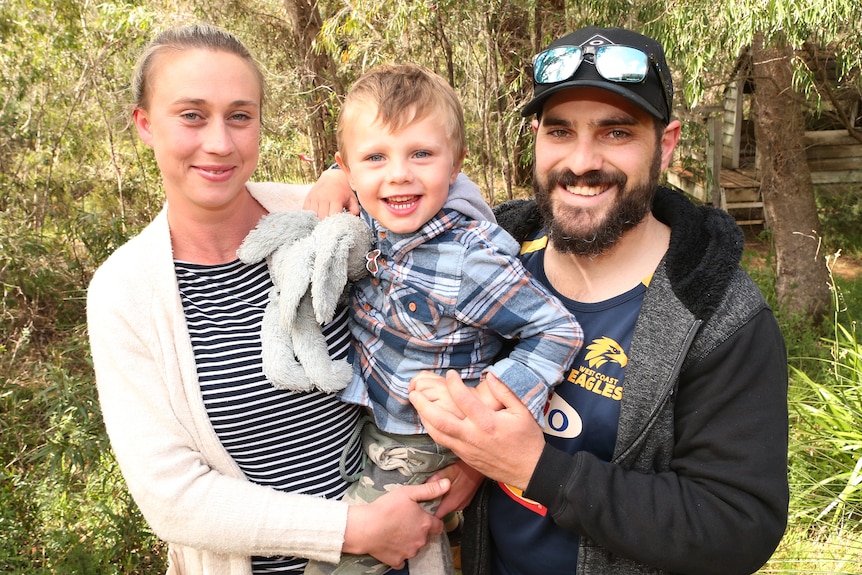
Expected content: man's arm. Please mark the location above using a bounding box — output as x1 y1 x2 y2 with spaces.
411 310 789 575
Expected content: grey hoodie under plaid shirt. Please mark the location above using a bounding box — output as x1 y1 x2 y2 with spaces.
338 206 584 435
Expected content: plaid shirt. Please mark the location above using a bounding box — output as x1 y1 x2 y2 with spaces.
339 208 583 434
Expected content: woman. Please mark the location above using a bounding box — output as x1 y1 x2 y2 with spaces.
87 23 468 575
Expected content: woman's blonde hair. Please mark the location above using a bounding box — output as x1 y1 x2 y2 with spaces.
131 23 265 111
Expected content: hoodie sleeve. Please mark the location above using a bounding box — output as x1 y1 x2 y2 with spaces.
525 308 789 575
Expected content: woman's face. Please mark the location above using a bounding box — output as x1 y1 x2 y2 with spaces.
133 48 261 217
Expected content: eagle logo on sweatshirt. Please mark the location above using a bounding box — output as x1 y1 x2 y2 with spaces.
584 336 628 369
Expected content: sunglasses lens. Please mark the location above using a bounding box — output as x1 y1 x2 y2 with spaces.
595 46 649 83
534 46 582 84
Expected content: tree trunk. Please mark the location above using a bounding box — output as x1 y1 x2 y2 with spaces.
751 34 830 322
283 0 341 175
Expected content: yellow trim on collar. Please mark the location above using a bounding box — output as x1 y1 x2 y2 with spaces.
520 236 548 255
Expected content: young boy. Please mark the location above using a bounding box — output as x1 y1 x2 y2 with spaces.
304 64 583 575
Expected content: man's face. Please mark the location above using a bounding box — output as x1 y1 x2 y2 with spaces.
532 88 677 257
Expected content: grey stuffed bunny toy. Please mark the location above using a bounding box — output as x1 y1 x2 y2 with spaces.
237 210 372 393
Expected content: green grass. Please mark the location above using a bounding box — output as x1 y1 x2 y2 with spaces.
755 259 862 574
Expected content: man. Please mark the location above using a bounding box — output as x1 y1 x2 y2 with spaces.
409 26 789 575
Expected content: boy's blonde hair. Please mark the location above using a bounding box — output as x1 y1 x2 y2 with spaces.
337 64 466 165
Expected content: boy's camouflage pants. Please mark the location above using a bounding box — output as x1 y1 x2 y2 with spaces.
304 421 459 575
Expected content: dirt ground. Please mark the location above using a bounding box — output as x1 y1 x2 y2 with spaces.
741 225 862 280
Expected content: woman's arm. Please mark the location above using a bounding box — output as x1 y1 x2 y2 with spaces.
87 254 446 565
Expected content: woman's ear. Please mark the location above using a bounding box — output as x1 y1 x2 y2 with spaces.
132 108 154 146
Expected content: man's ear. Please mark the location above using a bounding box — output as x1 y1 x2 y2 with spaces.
659 120 682 171
531 118 540 133
132 108 154 147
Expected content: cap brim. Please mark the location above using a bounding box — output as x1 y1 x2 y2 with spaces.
521 79 665 122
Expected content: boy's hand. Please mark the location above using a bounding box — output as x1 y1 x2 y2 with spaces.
474 373 505 411
303 168 359 218
409 370 467 418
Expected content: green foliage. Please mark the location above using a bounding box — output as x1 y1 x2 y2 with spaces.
817 185 862 256
745 248 862 573
1 338 165 574
786 269 862 523
2 0 862 572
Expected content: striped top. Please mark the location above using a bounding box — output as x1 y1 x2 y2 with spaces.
175 258 362 574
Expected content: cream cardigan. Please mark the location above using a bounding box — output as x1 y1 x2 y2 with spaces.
87 182 350 575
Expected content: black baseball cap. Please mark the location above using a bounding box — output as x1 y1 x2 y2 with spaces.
521 26 673 123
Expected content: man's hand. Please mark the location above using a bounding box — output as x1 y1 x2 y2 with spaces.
431 460 485 519
303 168 359 218
410 370 545 490
343 479 449 569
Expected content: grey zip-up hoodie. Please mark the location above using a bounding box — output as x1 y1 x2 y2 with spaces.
461 187 789 575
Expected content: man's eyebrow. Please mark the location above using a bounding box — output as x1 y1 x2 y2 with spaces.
593 114 639 128
540 115 573 128
541 113 640 129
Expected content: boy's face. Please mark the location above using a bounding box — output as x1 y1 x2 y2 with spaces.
337 103 463 234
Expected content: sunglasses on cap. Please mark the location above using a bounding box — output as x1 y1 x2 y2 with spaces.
532 44 672 119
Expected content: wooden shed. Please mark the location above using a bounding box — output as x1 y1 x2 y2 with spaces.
666 57 862 227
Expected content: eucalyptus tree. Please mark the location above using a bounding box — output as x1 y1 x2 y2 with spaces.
660 0 862 321
304 0 541 205
563 0 861 322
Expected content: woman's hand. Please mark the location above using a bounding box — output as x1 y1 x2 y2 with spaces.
303 168 359 218
342 478 449 569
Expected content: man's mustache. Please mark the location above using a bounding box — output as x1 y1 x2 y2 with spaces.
548 169 627 190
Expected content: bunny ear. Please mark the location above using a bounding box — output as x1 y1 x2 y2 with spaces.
310 213 372 324
278 235 316 330
237 210 319 263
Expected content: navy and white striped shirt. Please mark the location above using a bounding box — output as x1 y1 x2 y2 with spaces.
176 258 362 574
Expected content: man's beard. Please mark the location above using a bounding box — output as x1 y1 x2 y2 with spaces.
534 150 662 257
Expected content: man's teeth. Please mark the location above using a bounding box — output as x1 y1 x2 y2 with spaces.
565 185 602 196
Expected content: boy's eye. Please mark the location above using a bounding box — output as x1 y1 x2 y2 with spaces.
181 112 202 121
414 150 430 159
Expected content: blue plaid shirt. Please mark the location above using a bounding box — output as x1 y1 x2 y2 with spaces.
339 208 583 434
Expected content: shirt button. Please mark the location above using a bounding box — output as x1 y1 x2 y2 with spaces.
372 278 379 286
408 302 417 312
379 231 387 240
363 303 372 312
